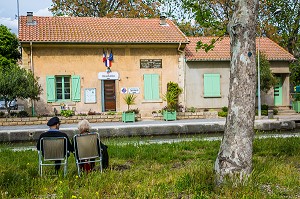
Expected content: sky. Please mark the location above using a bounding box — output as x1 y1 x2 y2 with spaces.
0 0 53 35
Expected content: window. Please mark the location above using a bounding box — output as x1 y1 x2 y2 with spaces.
144 74 160 100
46 75 81 102
203 74 221 97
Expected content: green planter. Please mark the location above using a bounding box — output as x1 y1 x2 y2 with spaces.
292 101 300 113
163 111 177 121
122 112 135 123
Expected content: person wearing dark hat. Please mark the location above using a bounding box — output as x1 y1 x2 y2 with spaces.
37 116 74 172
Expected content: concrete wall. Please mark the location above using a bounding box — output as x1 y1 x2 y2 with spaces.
21 44 184 118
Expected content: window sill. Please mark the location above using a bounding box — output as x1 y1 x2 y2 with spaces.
142 99 163 103
204 96 222 98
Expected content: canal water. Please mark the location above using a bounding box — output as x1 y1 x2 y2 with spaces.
2 131 300 152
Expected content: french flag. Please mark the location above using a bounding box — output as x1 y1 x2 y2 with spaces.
102 51 106 63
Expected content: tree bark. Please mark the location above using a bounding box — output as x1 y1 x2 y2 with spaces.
214 0 258 184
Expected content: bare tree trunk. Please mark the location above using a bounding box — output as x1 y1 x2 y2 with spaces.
214 0 258 184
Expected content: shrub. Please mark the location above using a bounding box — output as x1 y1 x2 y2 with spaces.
17 111 29 118
273 109 278 115
186 107 196 113
60 109 74 117
218 111 227 117
10 112 18 117
221 106 228 112
261 104 269 110
0 111 5 117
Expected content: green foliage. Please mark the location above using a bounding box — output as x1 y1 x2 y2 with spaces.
261 104 269 110
257 52 278 92
218 111 227 117
60 109 74 117
0 111 4 117
0 136 299 198
186 107 196 113
17 111 29 118
221 106 228 112
162 82 182 112
50 0 161 18
123 94 137 112
294 93 300 101
0 25 21 64
290 60 300 86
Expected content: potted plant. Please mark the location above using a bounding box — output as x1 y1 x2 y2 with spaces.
292 93 300 113
122 94 137 122
162 82 182 121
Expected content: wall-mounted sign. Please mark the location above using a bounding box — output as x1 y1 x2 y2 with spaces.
128 87 140 94
84 88 96 103
121 87 127 94
98 72 119 80
140 59 162 68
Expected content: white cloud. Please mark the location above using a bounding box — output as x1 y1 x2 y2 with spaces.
34 7 52 16
0 17 18 34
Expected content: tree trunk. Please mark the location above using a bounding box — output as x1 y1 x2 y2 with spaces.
214 0 258 184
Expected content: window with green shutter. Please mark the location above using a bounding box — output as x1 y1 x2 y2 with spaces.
46 75 81 102
203 74 221 97
144 74 160 100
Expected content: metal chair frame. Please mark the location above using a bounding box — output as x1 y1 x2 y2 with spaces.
38 137 68 177
73 132 103 176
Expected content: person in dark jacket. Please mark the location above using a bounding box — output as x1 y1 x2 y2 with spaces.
77 119 109 171
37 117 74 171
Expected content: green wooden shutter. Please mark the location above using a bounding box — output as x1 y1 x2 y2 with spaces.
144 74 152 100
204 74 220 97
71 75 81 102
46 76 55 102
152 74 159 100
144 74 160 100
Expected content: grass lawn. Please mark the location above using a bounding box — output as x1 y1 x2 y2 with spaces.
0 135 299 198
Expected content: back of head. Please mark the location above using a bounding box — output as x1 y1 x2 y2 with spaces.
78 119 91 134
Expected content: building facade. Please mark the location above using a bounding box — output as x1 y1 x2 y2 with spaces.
19 14 189 118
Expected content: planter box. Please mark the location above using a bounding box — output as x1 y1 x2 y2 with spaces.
163 111 177 121
122 112 135 123
292 101 300 113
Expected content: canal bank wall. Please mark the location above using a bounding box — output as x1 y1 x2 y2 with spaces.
0 118 297 143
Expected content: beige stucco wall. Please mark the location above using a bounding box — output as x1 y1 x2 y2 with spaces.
21 43 184 117
185 60 291 109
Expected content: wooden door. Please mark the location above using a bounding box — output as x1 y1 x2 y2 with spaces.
103 80 116 111
274 77 283 106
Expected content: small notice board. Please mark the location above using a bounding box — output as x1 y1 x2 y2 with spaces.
84 88 96 103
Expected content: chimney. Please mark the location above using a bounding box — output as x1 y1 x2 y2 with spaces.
160 15 166 26
27 12 33 23
26 12 36 25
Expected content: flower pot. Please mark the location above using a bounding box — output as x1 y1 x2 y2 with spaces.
122 112 135 122
292 101 300 113
163 110 177 121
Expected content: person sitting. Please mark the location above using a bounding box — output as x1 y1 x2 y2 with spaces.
77 119 109 172
37 116 74 172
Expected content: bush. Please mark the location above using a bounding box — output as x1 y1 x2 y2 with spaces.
261 104 269 110
186 107 196 113
0 111 5 117
221 106 228 112
273 109 278 115
60 109 74 117
10 112 18 117
17 111 29 118
218 111 227 117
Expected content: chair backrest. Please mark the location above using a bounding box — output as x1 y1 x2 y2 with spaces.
41 137 67 161
75 133 100 161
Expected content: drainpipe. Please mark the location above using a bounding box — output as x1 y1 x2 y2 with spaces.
30 41 35 116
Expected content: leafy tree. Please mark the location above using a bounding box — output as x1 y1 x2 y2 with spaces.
0 25 42 116
50 0 161 18
290 60 300 87
0 25 20 64
257 52 278 92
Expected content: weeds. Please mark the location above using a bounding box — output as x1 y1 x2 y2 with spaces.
0 136 299 198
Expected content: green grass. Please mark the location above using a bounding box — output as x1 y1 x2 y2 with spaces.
0 136 299 198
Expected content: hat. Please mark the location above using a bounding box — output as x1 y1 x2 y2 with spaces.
47 117 60 126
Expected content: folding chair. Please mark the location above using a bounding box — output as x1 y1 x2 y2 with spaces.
38 137 68 177
73 133 103 176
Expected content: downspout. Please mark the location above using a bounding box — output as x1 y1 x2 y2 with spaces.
30 41 35 116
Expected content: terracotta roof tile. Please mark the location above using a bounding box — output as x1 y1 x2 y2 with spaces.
186 37 295 61
19 16 189 44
